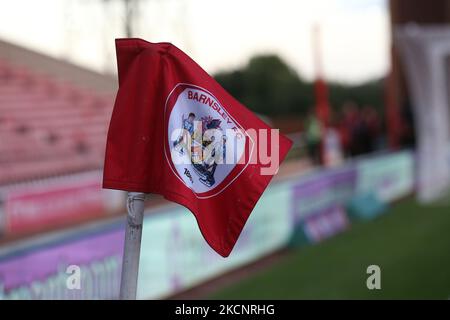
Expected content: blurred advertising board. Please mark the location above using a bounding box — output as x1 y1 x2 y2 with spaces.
0 180 292 299
0 227 123 299
355 151 414 203
289 165 356 245
1 171 123 235
301 205 349 243
289 151 414 245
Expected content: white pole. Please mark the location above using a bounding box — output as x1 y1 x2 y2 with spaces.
119 192 147 300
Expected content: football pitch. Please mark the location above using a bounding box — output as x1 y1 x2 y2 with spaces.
209 197 450 299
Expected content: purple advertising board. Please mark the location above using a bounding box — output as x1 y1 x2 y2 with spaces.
291 165 357 243
0 225 124 299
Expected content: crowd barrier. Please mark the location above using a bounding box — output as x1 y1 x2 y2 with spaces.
0 150 415 299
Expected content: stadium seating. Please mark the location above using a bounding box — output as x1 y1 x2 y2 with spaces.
0 59 115 185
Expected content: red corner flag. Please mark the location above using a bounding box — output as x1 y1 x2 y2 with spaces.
103 38 292 257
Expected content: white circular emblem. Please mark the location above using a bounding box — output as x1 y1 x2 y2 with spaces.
164 84 250 198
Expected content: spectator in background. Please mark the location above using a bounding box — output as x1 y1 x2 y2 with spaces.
323 112 344 167
339 101 383 157
305 111 322 164
339 103 383 157
362 105 382 152
338 101 359 157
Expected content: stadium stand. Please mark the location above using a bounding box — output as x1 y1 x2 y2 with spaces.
0 40 127 240
0 40 116 185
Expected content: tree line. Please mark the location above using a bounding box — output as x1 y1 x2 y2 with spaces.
214 55 384 117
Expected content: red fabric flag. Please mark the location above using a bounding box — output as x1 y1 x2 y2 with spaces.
103 38 292 257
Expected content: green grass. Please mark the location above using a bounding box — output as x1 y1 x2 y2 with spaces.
209 198 450 299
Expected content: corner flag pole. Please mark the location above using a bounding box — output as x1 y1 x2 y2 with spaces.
119 192 147 300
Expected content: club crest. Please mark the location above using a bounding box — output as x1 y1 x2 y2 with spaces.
164 84 251 198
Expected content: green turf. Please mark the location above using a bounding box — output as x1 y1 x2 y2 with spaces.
209 198 450 299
